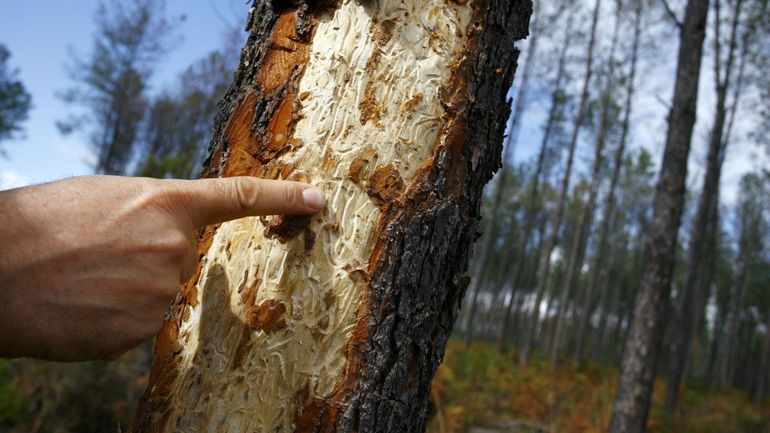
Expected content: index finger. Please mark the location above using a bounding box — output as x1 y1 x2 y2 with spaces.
164 177 326 228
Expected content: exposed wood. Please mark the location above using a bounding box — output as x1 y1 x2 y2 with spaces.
131 1 531 432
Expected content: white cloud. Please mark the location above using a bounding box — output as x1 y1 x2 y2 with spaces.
0 169 31 191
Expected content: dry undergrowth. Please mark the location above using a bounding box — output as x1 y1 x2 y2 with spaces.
427 339 770 433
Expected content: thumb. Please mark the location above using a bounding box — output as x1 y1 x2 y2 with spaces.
164 177 325 228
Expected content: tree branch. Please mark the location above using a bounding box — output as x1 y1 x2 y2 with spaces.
661 0 684 29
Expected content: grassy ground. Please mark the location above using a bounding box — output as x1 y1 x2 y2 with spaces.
427 339 770 433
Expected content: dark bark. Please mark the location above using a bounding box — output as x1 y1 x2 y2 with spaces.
131 2 532 433
665 0 743 415
465 0 541 348
520 0 602 365
608 0 710 431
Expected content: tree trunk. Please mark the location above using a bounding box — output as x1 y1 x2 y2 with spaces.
592 214 625 362
687 202 719 380
608 0 710 432
464 0 541 348
754 312 770 404
496 14 573 353
520 0 602 366
575 0 643 362
130 2 531 432
550 0 623 370
719 250 748 386
706 279 726 381
592 271 615 362
664 0 743 416
510 214 550 348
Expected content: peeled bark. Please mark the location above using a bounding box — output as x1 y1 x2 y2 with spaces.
131 1 531 432
608 0 710 432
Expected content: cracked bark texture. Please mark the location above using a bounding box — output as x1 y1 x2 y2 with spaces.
131 1 531 432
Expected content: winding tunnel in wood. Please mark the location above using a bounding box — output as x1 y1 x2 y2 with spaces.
131 1 531 432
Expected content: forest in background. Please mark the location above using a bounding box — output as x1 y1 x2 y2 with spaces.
0 0 769 432
461 0 769 406
456 0 770 429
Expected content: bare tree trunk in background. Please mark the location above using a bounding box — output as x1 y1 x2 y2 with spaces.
665 0 743 415
593 272 615 361
686 202 719 380
496 16 573 353
592 214 625 362
706 279 726 380
706 322 722 378
575 0 643 362
608 0 710 432
511 214 550 347
703 28 747 383
737 323 757 391
465 0 541 348
130 2 531 432
520 0 602 366
550 1 623 370
755 312 770 404
719 250 748 386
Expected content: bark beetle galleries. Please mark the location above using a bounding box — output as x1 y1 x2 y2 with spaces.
132 1 531 432
134 4 317 431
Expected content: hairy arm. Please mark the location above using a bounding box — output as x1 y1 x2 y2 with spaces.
0 175 324 361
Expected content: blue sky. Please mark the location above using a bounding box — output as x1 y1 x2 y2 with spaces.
1 0 766 212
0 0 246 189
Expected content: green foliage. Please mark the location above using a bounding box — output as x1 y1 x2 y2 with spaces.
0 361 24 426
135 49 237 179
0 44 32 150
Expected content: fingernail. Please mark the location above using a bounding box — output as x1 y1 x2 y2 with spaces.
302 187 325 210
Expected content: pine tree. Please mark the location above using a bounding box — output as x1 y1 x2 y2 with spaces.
58 0 173 175
0 44 32 150
131 1 532 432
609 0 710 431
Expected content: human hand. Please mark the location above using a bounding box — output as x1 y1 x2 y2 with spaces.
0 175 324 361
